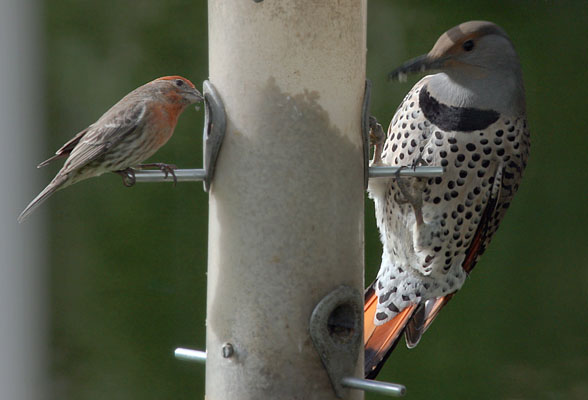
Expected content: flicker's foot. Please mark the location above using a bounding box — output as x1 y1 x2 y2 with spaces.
138 162 178 186
394 166 425 226
115 168 136 187
369 116 386 165
410 153 428 170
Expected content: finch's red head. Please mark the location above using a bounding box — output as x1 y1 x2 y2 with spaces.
151 76 203 105
155 75 196 89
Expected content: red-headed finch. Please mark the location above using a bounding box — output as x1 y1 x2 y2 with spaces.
18 76 202 223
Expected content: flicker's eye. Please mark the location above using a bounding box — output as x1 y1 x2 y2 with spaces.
462 40 475 52
175 79 184 87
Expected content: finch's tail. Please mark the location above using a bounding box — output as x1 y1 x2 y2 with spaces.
364 282 453 379
18 174 68 223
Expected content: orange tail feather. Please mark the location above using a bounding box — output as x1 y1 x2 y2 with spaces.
364 285 417 379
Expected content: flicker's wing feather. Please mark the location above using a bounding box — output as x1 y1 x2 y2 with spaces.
414 164 504 337
364 283 418 379
60 103 146 174
421 295 453 333
404 302 426 348
366 155 523 377
364 283 378 342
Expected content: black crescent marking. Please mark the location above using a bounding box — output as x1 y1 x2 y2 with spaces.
419 85 500 132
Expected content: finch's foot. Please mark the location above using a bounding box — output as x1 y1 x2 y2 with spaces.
369 116 386 165
115 168 136 187
394 166 426 226
138 163 178 186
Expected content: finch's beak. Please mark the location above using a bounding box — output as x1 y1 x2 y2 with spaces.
388 53 447 82
184 88 203 111
187 88 204 104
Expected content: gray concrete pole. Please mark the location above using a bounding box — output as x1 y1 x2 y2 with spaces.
206 1 367 399
0 1 47 399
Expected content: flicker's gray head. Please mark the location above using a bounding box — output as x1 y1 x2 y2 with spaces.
390 21 526 115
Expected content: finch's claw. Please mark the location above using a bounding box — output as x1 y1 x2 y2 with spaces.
138 163 178 186
163 165 178 186
115 168 137 187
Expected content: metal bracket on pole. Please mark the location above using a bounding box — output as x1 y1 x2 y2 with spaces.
202 80 226 192
309 285 406 398
310 285 362 398
131 80 226 190
361 79 372 190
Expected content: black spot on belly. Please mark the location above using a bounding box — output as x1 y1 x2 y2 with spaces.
376 312 389 321
419 86 500 132
387 303 399 313
379 291 392 303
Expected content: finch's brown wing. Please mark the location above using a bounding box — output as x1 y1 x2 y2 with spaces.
60 103 146 174
38 127 90 168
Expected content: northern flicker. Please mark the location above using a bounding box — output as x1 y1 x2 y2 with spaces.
365 21 530 378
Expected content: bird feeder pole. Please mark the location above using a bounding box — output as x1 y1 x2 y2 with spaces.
206 1 367 399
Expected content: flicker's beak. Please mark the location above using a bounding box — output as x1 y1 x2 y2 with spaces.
388 53 447 82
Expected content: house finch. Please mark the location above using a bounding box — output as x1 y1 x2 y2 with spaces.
18 76 203 223
365 21 529 378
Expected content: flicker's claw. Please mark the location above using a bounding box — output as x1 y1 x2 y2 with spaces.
138 162 178 186
394 166 425 226
115 168 136 187
394 166 412 205
369 116 385 144
369 116 386 165
410 153 428 170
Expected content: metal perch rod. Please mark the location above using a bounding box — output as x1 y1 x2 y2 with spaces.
175 347 207 363
133 166 444 183
341 377 406 397
174 347 406 397
133 169 207 183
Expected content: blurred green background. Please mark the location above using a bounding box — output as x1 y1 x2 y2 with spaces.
38 1 587 399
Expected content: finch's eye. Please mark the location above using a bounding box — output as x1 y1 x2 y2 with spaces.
175 79 184 87
462 40 474 52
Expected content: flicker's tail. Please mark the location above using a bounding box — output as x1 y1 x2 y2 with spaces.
364 283 417 379
364 169 499 378
18 174 68 223
364 281 454 379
